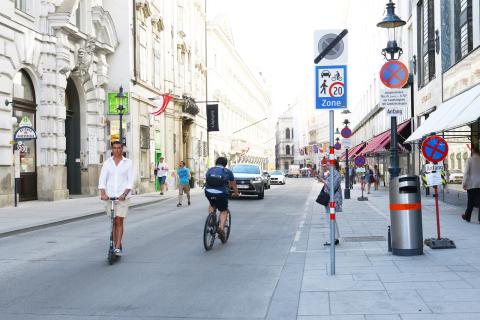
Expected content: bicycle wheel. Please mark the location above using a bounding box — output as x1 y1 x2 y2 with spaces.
203 214 216 251
222 210 231 244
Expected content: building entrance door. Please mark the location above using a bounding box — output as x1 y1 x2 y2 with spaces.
12 70 37 201
65 79 81 195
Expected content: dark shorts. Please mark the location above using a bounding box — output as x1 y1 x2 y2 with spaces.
205 190 228 212
158 176 167 185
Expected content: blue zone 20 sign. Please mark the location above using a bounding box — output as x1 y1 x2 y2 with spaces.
315 65 347 109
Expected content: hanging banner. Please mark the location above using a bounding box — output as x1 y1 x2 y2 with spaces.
207 104 219 132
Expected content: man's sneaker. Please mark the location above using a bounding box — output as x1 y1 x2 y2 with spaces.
160 192 164 195
188 201 191 206
114 248 122 256
177 203 182 207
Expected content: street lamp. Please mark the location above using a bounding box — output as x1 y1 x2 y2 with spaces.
377 0 406 61
343 119 351 199
377 0 405 179
116 86 128 145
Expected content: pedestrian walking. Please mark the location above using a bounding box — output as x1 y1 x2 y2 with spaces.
373 164 380 191
318 159 342 245
98 141 134 256
462 146 480 222
176 160 191 207
349 166 355 189
363 164 373 194
156 156 169 195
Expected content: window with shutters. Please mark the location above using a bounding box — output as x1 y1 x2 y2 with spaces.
417 0 435 88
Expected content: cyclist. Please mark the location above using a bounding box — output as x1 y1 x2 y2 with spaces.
98 141 134 255
204 157 239 240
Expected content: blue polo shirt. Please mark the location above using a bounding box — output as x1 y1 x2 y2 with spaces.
177 167 190 185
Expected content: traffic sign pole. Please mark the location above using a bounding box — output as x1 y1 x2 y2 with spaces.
329 110 336 275
421 136 456 250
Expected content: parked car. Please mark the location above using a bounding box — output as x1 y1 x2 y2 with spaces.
448 169 463 184
262 171 271 189
287 165 300 178
269 170 286 185
230 164 265 199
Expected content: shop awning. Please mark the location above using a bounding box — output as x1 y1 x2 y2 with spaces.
339 142 366 161
406 83 480 142
360 119 411 155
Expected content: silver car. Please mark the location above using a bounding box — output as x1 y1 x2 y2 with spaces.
230 164 265 199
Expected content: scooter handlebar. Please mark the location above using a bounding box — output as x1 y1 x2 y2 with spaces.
109 197 119 201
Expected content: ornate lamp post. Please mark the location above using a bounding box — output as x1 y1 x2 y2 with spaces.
377 0 406 179
343 119 351 199
116 86 128 145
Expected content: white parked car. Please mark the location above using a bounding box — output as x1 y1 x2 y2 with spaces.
269 170 286 185
448 169 463 184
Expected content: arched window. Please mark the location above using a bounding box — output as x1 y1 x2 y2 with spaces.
286 145 290 155
286 128 290 140
291 128 294 139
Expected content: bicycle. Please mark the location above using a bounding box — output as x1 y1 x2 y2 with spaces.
203 208 231 251
107 197 121 265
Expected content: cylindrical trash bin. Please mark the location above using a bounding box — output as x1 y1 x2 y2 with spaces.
389 175 423 256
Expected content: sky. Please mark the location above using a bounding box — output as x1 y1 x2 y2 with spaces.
208 0 351 118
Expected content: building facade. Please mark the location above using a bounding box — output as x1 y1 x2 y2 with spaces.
207 17 273 169
275 109 294 171
107 0 208 193
408 0 480 176
0 0 119 207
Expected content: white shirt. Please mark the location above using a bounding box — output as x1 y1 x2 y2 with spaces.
98 156 134 198
156 161 169 177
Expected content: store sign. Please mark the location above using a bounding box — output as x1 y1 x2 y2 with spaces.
14 126 37 141
108 92 129 115
380 89 409 118
207 104 219 132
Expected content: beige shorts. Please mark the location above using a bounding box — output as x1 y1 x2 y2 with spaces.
104 199 130 218
179 184 190 195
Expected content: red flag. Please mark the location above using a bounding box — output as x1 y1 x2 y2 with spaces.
150 94 172 116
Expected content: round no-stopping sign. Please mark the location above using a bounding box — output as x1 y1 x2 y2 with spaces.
380 61 409 89
354 155 366 167
421 135 449 163
341 127 352 138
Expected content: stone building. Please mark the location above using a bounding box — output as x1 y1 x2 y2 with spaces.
106 0 207 193
0 0 119 207
206 17 273 169
407 0 480 176
275 108 294 171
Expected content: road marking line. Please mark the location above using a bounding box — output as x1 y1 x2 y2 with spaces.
294 231 301 242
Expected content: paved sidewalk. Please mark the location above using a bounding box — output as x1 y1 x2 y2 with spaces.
0 187 203 237
294 181 480 319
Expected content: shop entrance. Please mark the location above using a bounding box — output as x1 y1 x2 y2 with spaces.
65 78 81 195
